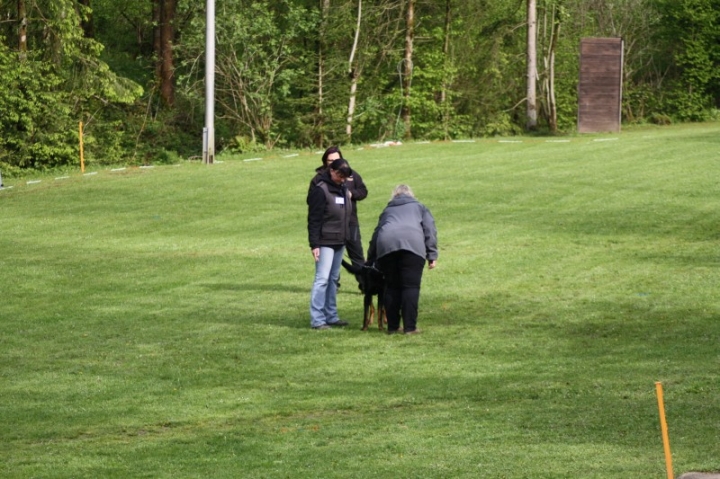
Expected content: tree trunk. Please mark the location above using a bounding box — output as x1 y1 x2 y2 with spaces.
401 0 415 140
526 0 538 130
18 0 27 60
153 0 162 82
78 0 94 38
548 17 559 132
441 0 451 140
159 0 176 107
317 0 330 147
346 0 362 142
539 2 560 132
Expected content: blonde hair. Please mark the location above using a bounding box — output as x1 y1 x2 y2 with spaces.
391 184 415 200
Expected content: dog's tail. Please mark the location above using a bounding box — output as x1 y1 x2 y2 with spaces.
341 260 363 275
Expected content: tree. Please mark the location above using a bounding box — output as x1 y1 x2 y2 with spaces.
179 0 317 148
401 0 415 139
154 0 176 107
654 0 720 120
18 0 27 58
2 0 718 168
538 0 563 132
78 0 94 38
317 0 331 146
345 0 362 141
526 0 538 130
440 0 453 139
0 0 143 169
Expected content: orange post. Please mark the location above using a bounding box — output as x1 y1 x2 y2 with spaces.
655 382 674 479
79 121 85 173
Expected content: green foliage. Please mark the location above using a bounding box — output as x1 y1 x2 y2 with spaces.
2 0 720 167
661 83 713 122
178 0 318 148
624 83 659 123
482 110 524 136
653 0 720 120
401 24 476 141
0 1 143 170
134 103 203 162
70 56 145 105
348 92 397 143
154 148 182 164
226 135 267 154
650 112 673 125
0 45 77 169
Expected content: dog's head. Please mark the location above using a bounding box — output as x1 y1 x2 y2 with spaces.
359 263 384 296
341 260 384 295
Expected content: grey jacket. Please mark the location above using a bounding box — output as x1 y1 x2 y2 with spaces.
307 170 352 248
368 194 438 262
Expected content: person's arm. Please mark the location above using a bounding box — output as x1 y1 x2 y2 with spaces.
366 210 385 263
421 205 438 262
307 186 325 249
348 171 368 202
307 173 321 204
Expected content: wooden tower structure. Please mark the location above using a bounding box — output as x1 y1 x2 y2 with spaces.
578 37 624 133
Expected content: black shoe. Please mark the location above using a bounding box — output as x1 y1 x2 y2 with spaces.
387 329 401 335
327 320 348 327
312 324 331 330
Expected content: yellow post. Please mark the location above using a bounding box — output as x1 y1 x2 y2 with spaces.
655 382 674 479
79 121 85 173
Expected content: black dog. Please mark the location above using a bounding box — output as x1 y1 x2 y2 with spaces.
341 260 386 331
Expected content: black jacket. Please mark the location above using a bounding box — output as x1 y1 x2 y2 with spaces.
308 167 367 226
307 170 353 248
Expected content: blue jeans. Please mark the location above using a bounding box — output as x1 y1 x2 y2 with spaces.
310 246 345 327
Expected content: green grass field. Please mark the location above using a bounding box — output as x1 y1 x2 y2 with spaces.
2 124 720 478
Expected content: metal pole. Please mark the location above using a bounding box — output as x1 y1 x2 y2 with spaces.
203 0 215 164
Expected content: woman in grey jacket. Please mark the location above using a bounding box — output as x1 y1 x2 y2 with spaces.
367 184 438 334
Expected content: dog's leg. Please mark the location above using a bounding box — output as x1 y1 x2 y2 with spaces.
377 290 386 330
362 295 374 330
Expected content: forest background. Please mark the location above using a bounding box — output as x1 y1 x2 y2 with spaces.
1 0 719 172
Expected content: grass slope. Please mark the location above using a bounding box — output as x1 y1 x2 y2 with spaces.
1 124 720 478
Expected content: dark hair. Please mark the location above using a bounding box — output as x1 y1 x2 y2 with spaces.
321 146 343 167
329 158 352 178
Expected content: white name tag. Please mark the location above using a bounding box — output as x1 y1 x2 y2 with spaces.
335 197 345 205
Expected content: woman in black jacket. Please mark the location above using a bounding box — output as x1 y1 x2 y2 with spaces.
307 158 354 329
308 146 368 270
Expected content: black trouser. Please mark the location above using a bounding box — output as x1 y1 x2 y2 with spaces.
345 222 365 268
377 251 426 332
